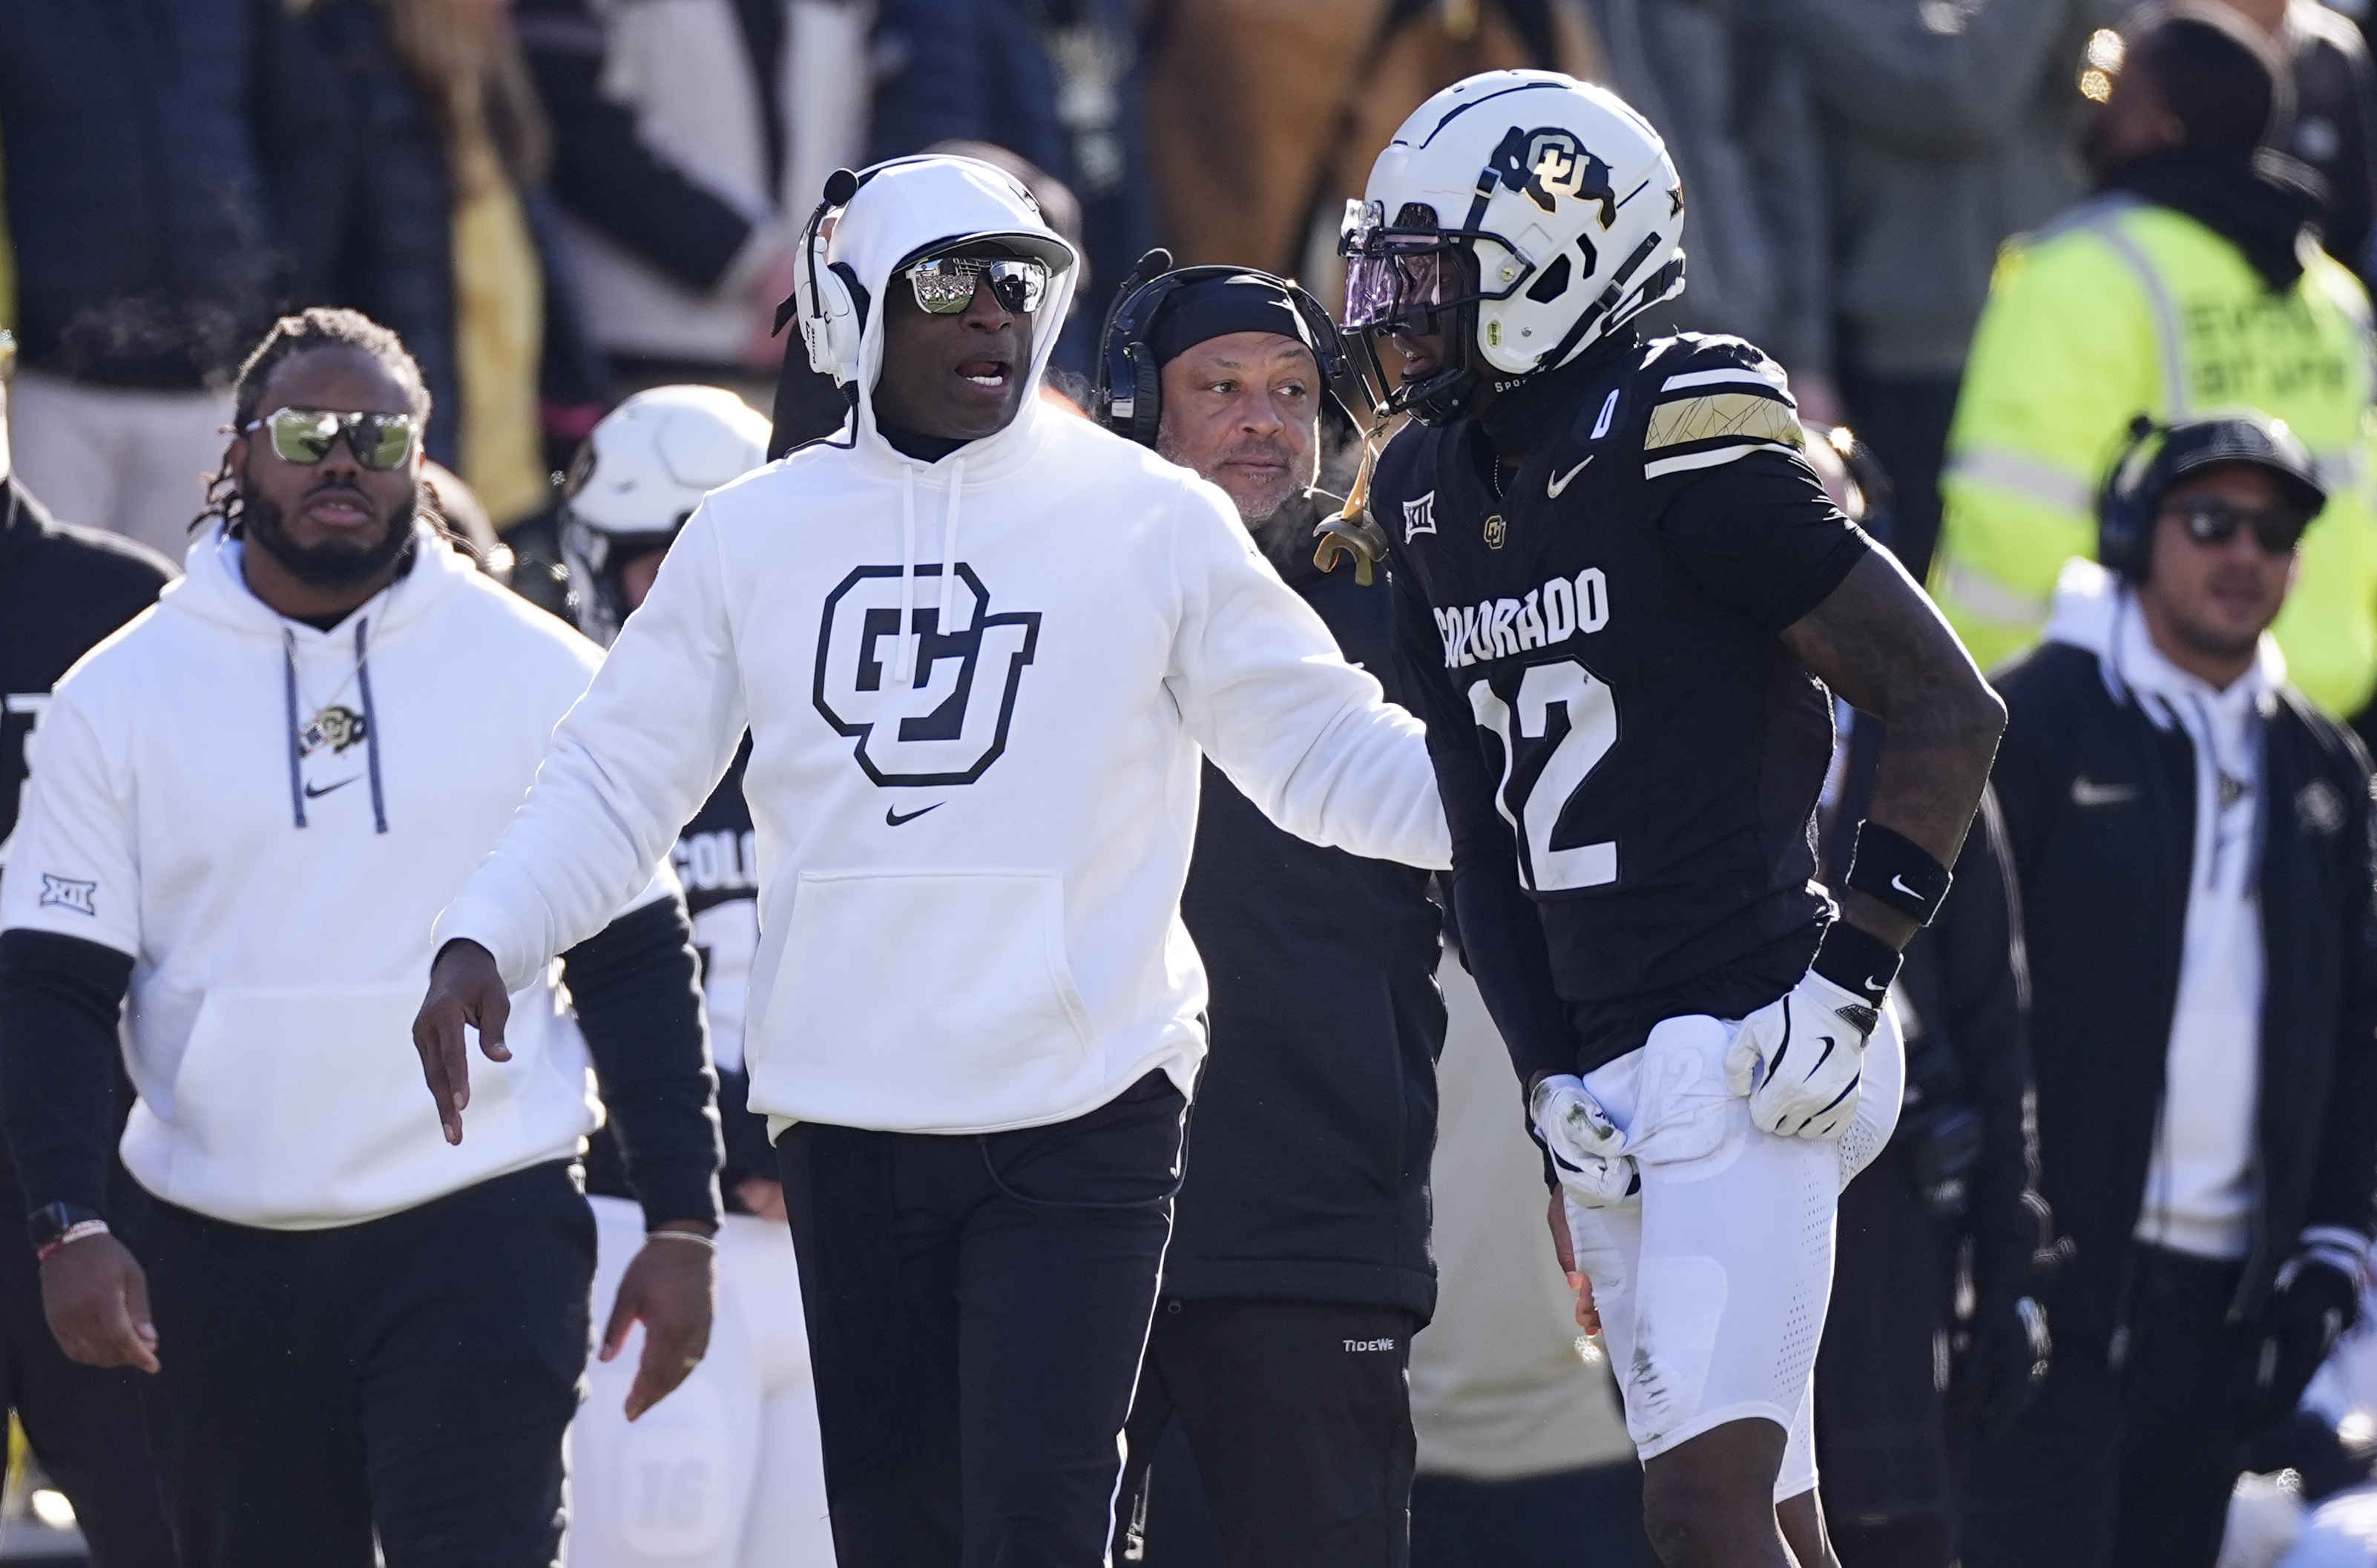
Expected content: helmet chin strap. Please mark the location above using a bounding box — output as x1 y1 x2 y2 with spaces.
1378 300 1489 428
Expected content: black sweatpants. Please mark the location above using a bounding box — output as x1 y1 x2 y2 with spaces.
1960 1246 2258 1568
0 1151 173 1567
1114 1297 1418 1568
143 1160 595 1568
778 1072 1186 1568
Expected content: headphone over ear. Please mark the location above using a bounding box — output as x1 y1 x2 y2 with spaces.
2098 414 2169 581
1091 250 1370 448
800 168 869 390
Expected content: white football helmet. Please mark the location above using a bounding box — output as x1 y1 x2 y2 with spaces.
560 385 771 646
1341 71 1686 424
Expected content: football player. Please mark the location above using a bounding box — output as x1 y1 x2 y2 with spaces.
1341 73 2005 1568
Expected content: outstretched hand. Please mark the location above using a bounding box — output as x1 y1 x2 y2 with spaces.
602 1230 717 1420
411 939 512 1144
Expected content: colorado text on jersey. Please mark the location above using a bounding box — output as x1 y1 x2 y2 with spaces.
1432 567 1611 668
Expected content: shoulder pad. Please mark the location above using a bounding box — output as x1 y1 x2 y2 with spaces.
1630 334 1804 482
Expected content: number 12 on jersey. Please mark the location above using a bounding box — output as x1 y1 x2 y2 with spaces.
1468 658 1618 892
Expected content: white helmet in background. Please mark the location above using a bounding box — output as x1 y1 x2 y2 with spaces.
1341 71 1686 425
561 385 771 646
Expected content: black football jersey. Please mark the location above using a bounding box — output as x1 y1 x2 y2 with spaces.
1378 332 1870 1075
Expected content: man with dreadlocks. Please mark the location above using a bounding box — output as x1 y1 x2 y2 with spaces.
0 307 726 1567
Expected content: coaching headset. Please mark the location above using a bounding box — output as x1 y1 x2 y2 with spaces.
2095 410 2327 580
1091 248 1375 447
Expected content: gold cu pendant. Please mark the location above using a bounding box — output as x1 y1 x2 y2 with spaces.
1482 514 1507 550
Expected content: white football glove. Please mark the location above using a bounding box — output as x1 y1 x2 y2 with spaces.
1723 970 1882 1142
1530 1073 1638 1208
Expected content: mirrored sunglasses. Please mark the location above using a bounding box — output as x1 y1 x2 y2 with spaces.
904 256 1049 316
246 406 418 470
2164 500 2307 556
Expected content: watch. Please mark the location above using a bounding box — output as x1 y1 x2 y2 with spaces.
28 1201 105 1254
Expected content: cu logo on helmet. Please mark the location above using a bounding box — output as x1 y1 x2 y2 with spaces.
1492 125 1617 228
812 564 1042 787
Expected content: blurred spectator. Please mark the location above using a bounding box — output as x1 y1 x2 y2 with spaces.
2215 0 2377 289
867 0 1152 373
516 0 869 403
0 329 179 1568
0 0 318 561
1781 0 2112 583
1814 791 2061 1568
1932 7 2377 718
1407 949 1655 1568
1589 0 1839 424
283 0 608 528
1966 412 2377 1568
1139 1 1600 286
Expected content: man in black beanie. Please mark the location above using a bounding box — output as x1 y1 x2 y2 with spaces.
1097 266 1444 1568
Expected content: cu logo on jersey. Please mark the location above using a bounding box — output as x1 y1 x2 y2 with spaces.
1488 126 1618 229
812 564 1042 788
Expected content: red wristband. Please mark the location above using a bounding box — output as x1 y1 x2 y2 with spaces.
36 1219 109 1263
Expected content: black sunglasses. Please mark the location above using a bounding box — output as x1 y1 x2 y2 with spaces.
2162 499 2307 556
245 407 419 470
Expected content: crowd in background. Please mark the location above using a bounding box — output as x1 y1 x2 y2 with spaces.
14 1 2377 1567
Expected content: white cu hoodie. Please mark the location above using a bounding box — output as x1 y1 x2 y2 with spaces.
435 155 1450 1136
0 524 676 1228
2045 558 2274 1258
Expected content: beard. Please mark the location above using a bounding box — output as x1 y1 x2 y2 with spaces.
240 472 419 590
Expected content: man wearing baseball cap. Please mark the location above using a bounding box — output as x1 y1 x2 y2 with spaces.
1967 409 2377 1568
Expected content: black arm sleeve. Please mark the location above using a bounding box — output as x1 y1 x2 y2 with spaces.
1393 572 1577 1096
561 897 723 1231
1935 788 2057 1297
1654 451 1872 635
0 929 131 1220
514 0 756 293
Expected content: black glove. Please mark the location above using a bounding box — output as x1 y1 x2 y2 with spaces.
1952 1190 2066 1440
2249 1258 2360 1431
1953 1290 2054 1439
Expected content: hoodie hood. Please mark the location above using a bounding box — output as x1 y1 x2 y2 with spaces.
162 517 470 643
810 156 1080 683
2043 556 2287 712
159 518 475 833
825 155 1079 462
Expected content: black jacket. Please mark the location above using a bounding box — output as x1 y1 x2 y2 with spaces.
1993 639 2377 1339
0 0 316 387
1163 507 1447 1320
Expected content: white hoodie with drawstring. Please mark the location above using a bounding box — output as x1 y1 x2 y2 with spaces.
433 156 1451 1137
0 523 677 1228
2045 557 2275 1259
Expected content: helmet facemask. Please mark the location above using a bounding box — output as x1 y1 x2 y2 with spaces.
1341 201 1525 426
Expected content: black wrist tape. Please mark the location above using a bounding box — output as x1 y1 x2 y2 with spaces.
1812 920 1901 1006
1844 821 1953 926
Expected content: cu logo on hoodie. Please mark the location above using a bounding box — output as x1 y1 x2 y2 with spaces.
812 563 1043 787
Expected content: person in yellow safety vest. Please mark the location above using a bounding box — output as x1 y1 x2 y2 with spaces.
1935 2 2377 717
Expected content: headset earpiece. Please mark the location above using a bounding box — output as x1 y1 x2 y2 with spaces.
799 169 872 390
2097 414 2163 581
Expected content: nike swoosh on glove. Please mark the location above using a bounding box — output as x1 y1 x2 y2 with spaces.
1531 1073 1637 1208
1723 970 1881 1141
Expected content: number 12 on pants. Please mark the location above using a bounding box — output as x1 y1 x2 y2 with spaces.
1470 658 1617 892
